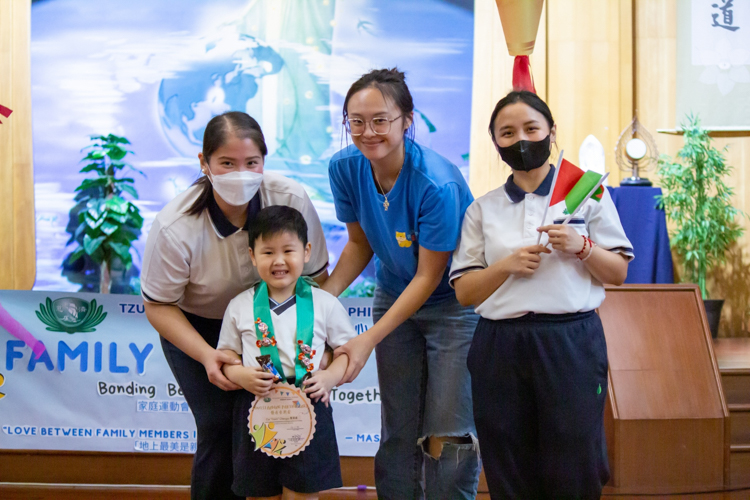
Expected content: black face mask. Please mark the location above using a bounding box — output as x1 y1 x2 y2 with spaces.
496 135 551 172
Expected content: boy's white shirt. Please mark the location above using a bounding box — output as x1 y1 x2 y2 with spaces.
217 286 356 379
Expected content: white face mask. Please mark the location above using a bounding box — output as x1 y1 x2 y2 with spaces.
207 168 264 206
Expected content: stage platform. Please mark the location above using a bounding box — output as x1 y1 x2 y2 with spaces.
2 337 749 499
1 483 748 499
713 338 750 490
1 482 749 499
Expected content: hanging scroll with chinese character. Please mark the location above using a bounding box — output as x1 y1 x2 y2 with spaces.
676 0 750 127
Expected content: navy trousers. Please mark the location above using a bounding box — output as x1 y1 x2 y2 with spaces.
160 311 243 500
468 311 611 499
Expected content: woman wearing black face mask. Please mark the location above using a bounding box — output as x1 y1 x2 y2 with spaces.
448 91 633 499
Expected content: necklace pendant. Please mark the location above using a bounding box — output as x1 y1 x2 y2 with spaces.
383 199 389 211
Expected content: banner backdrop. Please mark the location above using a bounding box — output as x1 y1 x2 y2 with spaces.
0 291 379 457
30 0 475 293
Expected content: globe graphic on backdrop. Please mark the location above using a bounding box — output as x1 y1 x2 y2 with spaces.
157 34 284 158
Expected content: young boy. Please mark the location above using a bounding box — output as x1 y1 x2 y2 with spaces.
217 205 355 500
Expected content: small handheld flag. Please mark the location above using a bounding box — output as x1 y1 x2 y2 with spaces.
536 157 608 244
535 150 564 244
559 171 608 225
550 159 605 214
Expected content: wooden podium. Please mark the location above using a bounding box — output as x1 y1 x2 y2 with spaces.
599 284 730 494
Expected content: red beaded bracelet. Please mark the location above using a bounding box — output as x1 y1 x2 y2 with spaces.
578 236 596 261
576 235 588 257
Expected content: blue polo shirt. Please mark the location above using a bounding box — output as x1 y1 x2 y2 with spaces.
329 141 473 304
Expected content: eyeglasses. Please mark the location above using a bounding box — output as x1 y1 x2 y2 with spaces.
344 115 403 136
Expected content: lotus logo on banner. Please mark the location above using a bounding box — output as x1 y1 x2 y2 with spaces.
0 373 6 400
35 297 107 334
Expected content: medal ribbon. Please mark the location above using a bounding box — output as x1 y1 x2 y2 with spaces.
253 277 315 387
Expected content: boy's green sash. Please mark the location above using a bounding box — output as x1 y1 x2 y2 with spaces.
253 277 315 387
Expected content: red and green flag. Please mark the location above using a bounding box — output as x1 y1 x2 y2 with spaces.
536 152 609 244
550 159 605 215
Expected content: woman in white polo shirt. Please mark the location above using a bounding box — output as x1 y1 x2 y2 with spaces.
450 91 633 500
141 112 328 500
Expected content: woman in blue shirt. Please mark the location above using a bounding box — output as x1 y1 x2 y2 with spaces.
324 68 480 500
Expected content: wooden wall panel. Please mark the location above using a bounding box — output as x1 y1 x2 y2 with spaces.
0 0 12 286
635 0 750 337
0 0 36 290
546 0 633 186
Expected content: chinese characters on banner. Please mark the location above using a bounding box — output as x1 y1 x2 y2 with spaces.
710 0 740 31
692 0 748 70
0 292 380 457
675 0 750 127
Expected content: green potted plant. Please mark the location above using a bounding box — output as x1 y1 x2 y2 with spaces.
341 277 376 298
63 134 144 293
656 115 744 337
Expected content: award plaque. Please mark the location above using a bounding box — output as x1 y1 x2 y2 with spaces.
248 383 316 458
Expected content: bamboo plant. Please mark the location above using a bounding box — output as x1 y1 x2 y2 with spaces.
656 115 744 300
63 134 144 293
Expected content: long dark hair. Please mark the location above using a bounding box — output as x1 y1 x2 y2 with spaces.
488 91 555 144
342 68 416 142
186 111 268 216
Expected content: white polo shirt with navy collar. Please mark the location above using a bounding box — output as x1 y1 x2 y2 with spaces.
217 286 356 379
449 166 634 320
141 172 329 319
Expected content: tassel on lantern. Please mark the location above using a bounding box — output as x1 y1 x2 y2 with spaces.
512 55 535 93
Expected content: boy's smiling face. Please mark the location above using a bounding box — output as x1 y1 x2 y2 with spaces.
250 231 311 299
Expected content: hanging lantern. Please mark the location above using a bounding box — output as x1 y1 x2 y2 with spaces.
494 0 544 93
